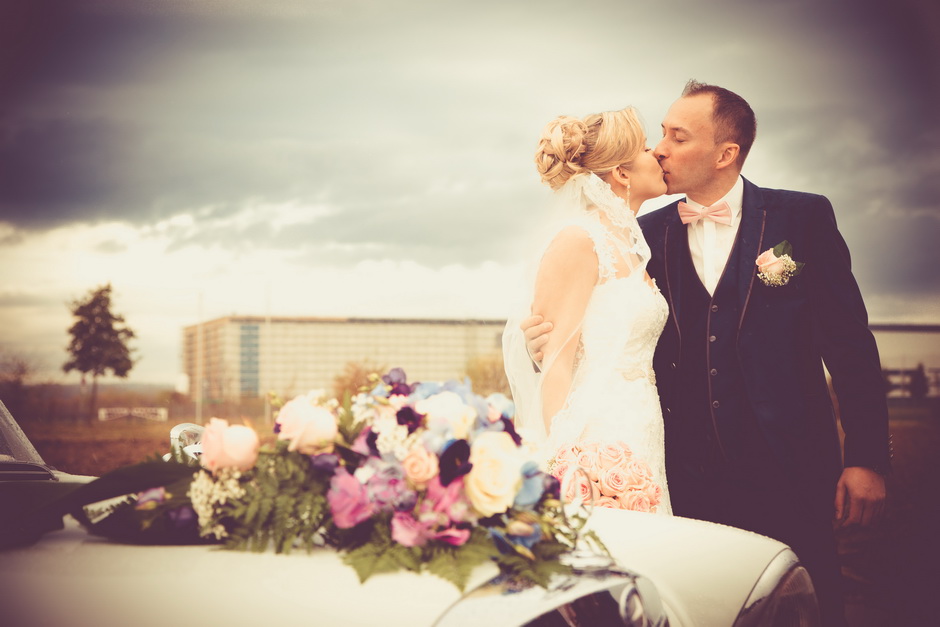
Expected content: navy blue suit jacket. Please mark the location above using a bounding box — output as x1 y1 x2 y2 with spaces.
638 178 891 494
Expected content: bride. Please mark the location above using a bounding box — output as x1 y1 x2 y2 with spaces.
503 107 671 514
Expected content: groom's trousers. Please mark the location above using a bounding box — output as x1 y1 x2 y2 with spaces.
670 457 845 627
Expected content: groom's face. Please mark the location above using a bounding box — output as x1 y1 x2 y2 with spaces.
655 94 721 197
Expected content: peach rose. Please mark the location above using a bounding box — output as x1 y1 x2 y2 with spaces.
594 495 621 510
621 490 652 512
402 443 439 488
200 418 260 472
562 472 598 506
598 466 628 497
597 443 628 470
276 394 338 455
464 431 524 517
553 444 580 464
576 449 600 482
624 459 654 489
756 248 786 275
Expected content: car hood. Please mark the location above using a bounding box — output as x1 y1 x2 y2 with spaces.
0 506 785 627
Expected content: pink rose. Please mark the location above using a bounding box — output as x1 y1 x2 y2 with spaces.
621 490 652 512
276 395 338 455
756 248 786 275
200 418 260 473
554 444 580 463
645 482 663 508
595 495 621 510
402 443 439 488
624 459 654 489
391 512 432 547
433 527 471 546
598 466 628 497
563 473 598 506
426 476 473 524
576 449 600 481
328 468 375 528
597 443 628 470
552 462 571 486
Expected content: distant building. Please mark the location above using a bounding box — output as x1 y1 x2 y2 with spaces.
182 316 506 402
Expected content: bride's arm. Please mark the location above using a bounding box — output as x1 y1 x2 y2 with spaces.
531 226 598 433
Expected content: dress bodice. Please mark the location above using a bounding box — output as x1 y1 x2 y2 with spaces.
579 278 669 384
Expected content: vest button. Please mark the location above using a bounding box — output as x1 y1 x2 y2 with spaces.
711 304 719 312
670 362 677 369
710 368 718 376
709 335 717 343
712 400 720 409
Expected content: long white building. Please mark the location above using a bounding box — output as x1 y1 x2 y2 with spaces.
182 316 507 402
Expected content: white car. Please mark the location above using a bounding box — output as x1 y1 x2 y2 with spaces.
0 400 818 626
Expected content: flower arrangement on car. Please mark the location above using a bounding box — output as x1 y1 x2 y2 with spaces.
80 369 607 591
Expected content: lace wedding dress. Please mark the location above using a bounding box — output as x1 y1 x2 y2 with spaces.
503 173 672 515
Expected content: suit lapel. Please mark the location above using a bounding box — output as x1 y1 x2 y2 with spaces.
736 179 767 330
663 208 685 344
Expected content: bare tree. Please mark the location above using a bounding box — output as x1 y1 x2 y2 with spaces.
63 284 136 419
332 359 386 401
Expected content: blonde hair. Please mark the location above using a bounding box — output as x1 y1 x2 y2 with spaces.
534 107 646 191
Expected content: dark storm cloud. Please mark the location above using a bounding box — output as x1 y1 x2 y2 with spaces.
0 0 937 303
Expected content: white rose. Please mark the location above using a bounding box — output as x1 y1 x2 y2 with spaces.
464 431 524 517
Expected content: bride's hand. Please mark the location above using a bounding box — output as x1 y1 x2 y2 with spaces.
521 314 553 364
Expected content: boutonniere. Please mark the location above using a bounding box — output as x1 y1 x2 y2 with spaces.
755 240 804 287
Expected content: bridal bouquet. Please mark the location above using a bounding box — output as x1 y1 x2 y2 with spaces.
79 369 605 590
549 441 663 513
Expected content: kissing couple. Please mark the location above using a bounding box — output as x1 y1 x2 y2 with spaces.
502 80 890 626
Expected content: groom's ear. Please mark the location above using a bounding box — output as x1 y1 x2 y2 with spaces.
715 142 741 171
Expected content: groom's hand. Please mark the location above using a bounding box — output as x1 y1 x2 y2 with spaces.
834 466 886 528
521 314 552 364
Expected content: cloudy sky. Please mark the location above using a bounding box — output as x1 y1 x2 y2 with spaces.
1 0 938 385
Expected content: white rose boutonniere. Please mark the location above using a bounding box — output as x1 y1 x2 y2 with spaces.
755 240 805 287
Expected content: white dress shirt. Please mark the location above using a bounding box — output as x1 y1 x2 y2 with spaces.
684 176 745 295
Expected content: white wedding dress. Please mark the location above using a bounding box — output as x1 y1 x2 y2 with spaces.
503 173 672 515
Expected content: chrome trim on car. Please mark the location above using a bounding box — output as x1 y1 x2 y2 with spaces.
163 423 205 462
434 566 669 627
733 547 819 627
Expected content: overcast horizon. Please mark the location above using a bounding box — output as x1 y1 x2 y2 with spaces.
2 0 938 385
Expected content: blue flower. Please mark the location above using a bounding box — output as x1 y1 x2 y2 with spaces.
513 461 546 508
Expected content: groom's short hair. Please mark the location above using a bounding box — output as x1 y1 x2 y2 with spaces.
682 80 757 167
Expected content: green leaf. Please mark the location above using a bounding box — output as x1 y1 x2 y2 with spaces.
772 240 793 257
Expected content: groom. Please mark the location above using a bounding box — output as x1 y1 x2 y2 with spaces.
525 81 889 625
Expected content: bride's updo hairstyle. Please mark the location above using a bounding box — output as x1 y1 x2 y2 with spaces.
534 107 646 191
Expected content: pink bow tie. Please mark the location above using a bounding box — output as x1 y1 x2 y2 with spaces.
678 200 732 225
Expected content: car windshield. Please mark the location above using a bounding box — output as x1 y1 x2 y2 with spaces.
0 400 46 464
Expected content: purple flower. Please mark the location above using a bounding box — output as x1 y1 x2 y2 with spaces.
438 439 472 486
396 406 424 433
382 368 413 396
167 505 196 529
498 417 523 446
310 453 340 472
135 487 167 510
362 458 417 512
328 468 375 529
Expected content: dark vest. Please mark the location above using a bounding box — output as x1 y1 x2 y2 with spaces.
672 233 778 488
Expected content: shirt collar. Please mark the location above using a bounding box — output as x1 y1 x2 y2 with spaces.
683 175 744 223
